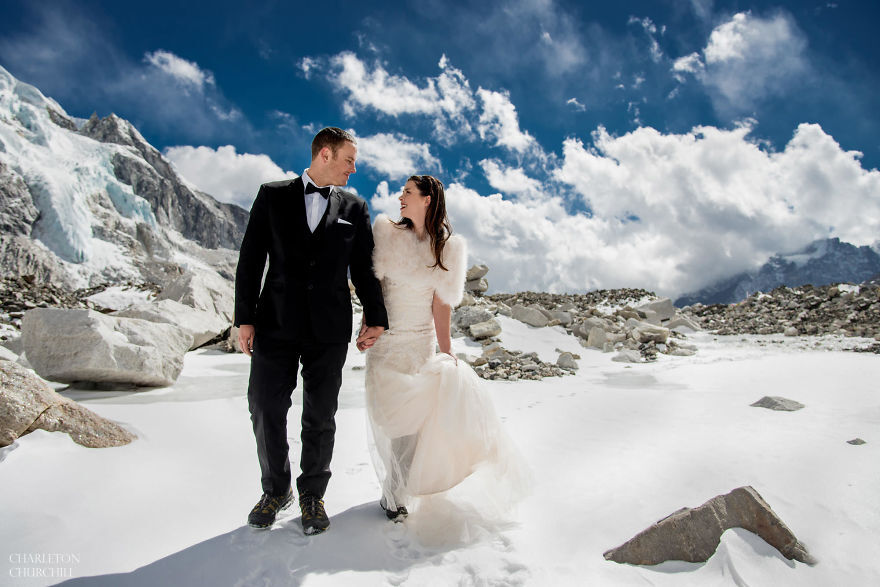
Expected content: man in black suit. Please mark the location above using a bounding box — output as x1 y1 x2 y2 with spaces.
234 127 388 535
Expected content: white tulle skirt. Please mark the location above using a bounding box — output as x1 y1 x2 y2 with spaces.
365 334 532 546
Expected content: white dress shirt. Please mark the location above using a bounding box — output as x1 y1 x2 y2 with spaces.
301 169 332 233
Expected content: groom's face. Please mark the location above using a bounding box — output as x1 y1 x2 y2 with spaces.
327 141 357 186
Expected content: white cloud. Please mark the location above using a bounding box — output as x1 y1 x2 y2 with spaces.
164 145 296 208
480 159 543 196
144 50 215 89
672 12 809 114
476 88 540 154
628 16 664 62
375 121 880 298
356 133 440 180
566 97 587 111
326 52 475 144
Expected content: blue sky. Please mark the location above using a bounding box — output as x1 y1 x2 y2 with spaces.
2 0 879 296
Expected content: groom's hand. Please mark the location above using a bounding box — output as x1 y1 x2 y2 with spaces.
238 324 255 356
356 325 385 351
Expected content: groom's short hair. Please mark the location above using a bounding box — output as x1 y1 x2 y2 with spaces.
311 127 356 159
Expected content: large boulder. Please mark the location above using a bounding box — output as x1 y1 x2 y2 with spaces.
466 264 489 281
465 278 488 294
750 396 805 412
637 298 676 322
603 485 816 566
469 318 502 340
0 360 135 447
511 304 549 328
156 269 234 322
114 298 229 349
453 306 494 330
625 318 670 344
22 308 192 386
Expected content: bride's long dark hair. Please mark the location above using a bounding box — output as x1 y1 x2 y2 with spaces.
395 175 452 271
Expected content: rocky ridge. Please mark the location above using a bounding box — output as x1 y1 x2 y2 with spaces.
681 282 880 341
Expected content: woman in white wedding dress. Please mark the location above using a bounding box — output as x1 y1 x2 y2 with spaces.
363 175 531 544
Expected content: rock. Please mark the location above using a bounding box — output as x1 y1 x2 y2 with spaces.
453 306 494 329
511 304 549 328
603 485 816 566
0 345 17 362
667 347 697 357
550 311 573 326
496 302 512 316
469 318 502 340
750 396 805 411
783 326 799 336
466 264 489 281
626 319 670 344
667 315 701 332
156 269 234 322
586 326 607 349
556 352 578 370
465 278 488 293
458 292 476 307
612 349 643 363
483 346 511 362
531 304 554 320
0 360 135 447
637 298 676 322
22 308 192 386
847 438 866 445
114 298 229 349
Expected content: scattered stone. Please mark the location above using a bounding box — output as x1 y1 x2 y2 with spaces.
466 264 489 281
511 304 549 327
783 326 799 337
603 485 816 566
750 396 805 412
469 318 502 340
557 352 579 370
453 306 494 330
0 359 135 448
465 277 488 294
156 269 234 322
22 308 192 386
637 298 675 321
847 438 866 445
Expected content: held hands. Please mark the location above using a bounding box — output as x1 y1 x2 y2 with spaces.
356 324 385 351
238 324 256 357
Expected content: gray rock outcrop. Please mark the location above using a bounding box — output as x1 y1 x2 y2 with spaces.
603 485 816 566
156 269 234 322
511 304 549 327
469 318 502 340
0 359 134 447
114 298 229 349
22 308 192 386
750 396 805 411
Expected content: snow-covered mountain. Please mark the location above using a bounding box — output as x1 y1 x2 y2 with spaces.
676 237 880 306
0 65 247 289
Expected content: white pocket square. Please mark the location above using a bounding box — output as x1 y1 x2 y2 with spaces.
337 218 353 225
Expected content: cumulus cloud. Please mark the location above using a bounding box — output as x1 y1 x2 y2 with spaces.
144 50 215 89
356 133 441 180
164 145 296 208
567 97 587 111
325 52 476 145
375 121 880 298
672 11 809 115
479 159 543 196
476 88 540 154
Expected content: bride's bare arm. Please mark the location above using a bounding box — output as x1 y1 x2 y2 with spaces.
432 292 454 357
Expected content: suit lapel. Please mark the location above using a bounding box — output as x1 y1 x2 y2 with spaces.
290 177 311 235
321 189 341 234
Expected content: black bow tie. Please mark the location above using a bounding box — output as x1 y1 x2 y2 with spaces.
305 183 332 199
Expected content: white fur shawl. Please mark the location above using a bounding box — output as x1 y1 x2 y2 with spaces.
372 214 467 307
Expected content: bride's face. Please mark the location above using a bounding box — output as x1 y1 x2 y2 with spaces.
399 180 431 224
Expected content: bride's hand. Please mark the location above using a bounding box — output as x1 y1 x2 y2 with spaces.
445 352 458 365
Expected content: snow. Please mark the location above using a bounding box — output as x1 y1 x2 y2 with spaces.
2 322 879 586
0 65 157 287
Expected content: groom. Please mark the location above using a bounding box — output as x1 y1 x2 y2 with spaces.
234 127 388 535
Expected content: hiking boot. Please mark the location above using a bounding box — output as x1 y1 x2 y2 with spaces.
247 487 293 528
299 493 330 535
379 496 408 522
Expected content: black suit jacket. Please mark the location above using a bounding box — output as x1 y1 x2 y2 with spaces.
234 177 388 343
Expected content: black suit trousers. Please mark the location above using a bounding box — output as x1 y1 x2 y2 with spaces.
247 333 349 497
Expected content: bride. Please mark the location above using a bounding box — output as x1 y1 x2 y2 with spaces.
361 175 530 544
